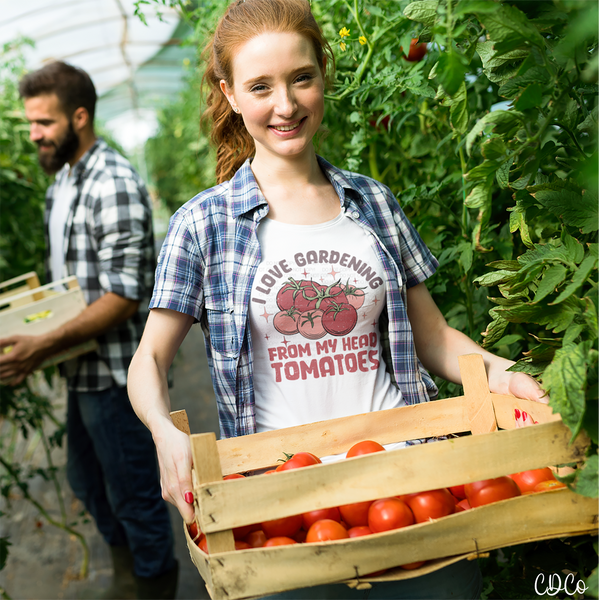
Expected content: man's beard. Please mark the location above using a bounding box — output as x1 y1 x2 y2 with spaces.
37 121 80 175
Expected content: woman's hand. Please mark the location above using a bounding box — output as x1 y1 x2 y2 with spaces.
505 371 548 405
152 417 196 523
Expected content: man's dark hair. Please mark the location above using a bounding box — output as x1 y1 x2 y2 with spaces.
19 61 97 124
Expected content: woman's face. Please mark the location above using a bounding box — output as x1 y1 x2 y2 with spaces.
221 31 325 162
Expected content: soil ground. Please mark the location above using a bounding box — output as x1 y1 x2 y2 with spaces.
0 324 220 600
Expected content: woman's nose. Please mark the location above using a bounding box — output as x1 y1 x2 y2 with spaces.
273 86 297 118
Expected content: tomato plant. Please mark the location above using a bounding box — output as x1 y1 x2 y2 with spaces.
405 488 456 523
402 39 427 62
368 498 414 533
305 519 349 543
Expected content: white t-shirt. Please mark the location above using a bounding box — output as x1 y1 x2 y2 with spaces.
49 165 77 290
250 212 405 433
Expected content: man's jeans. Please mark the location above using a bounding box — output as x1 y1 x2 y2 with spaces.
66 385 176 578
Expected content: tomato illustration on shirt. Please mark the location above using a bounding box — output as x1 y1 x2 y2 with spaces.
322 302 358 336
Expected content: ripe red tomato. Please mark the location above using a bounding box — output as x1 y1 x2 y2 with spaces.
223 473 245 480
346 440 385 458
466 477 521 507
187 521 201 541
244 529 267 548
509 468 556 493
302 507 341 530
368 498 414 533
275 452 321 472
403 39 428 62
455 498 471 512
262 514 303 538
263 536 297 547
306 519 349 543
235 540 251 550
448 484 466 500
233 523 255 540
198 536 209 553
294 529 307 543
339 500 374 527
401 560 426 570
406 489 456 523
534 480 566 492
347 526 372 538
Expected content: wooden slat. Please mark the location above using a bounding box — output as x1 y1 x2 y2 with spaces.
458 354 497 434
216 395 471 474
189 489 597 600
190 433 235 554
197 420 588 533
493 394 561 429
0 272 40 292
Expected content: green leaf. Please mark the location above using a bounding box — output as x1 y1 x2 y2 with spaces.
454 0 501 16
532 264 567 304
509 208 533 247
586 567 599 600
542 341 592 441
513 83 544 111
458 241 473 273
465 182 491 208
403 0 439 27
481 137 507 160
449 82 468 134
437 50 468 97
496 158 511 189
551 254 598 305
466 110 523 156
0 537 10 571
465 160 499 182
561 229 586 265
532 189 599 233
478 3 546 49
481 309 509 348
473 269 516 286
498 66 551 99
573 453 599 498
486 260 521 271
491 333 523 349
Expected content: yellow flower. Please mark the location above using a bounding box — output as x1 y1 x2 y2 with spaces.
340 41 347 51
183 58 190 66
359 36 367 46
339 26 350 38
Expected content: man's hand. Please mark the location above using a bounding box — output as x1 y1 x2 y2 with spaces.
0 334 50 386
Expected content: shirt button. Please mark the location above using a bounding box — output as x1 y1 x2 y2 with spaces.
351 210 360 219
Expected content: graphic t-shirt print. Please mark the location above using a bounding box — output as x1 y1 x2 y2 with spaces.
250 213 403 432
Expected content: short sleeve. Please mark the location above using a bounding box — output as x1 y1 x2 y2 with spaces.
392 203 439 289
150 209 205 320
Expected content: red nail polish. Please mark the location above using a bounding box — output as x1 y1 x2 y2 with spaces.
522 411 528 421
514 408 521 419
185 492 194 504
534 420 539 424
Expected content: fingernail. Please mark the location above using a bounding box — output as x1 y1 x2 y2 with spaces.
185 492 194 504
514 408 521 420
522 411 528 421
534 420 539 424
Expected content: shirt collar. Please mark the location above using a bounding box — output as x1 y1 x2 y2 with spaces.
70 138 106 183
228 155 362 219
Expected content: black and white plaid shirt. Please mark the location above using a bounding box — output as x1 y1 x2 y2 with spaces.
45 139 155 391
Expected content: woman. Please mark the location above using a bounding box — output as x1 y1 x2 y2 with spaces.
128 0 545 597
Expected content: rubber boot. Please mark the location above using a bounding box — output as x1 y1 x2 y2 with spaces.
135 561 179 600
78 545 136 599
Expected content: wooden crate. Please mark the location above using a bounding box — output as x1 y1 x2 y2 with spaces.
0 272 98 369
172 354 598 600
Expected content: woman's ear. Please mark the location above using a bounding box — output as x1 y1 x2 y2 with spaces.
220 80 236 109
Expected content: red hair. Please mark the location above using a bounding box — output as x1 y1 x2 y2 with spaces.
202 0 334 183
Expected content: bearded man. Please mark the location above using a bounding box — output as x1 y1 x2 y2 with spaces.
0 61 178 599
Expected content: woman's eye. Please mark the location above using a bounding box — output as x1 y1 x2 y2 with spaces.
251 84 268 93
295 74 313 84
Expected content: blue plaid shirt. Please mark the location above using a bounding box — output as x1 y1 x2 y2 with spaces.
151 157 439 438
